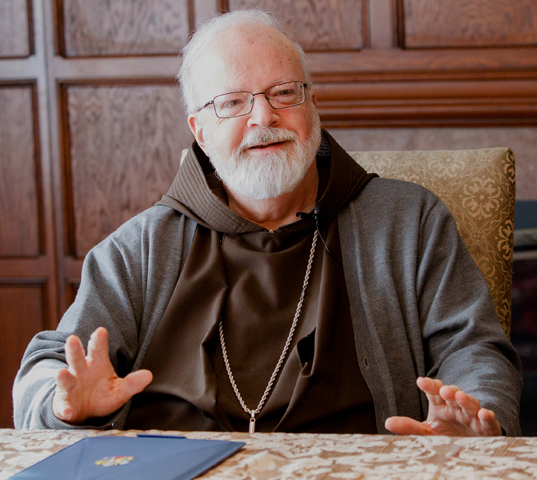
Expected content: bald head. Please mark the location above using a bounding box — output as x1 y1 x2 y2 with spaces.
178 10 312 114
190 24 306 109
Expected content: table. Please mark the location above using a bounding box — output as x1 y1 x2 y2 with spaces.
1 428 537 479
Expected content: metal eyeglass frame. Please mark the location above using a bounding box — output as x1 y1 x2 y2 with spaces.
195 81 308 118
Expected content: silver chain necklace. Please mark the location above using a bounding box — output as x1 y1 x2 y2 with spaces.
219 230 318 434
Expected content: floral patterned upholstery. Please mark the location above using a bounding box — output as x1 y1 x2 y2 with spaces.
349 148 515 337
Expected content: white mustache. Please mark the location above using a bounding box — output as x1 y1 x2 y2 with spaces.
238 128 298 153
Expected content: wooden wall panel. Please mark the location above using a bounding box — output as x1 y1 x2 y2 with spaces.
227 0 363 51
63 83 192 258
66 281 80 306
58 0 192 57
0 85 42 257
315 79 537 129
328 126 537 200
0 282 46 428
0 0 32 58
402 0 537 48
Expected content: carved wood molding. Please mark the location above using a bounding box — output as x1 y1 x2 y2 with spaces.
314 77 537 128
308 49 537 81
308 46 537 127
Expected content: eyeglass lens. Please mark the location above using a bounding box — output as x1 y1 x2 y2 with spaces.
213 81 305 118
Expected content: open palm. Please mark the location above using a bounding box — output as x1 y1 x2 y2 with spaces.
52 327 152 424
385 377 502 436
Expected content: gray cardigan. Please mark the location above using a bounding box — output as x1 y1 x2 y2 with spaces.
13 177 522 435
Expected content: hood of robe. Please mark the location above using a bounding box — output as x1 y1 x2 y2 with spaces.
156 129 376 234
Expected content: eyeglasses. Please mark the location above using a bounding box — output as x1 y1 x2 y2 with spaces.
196 81 307 119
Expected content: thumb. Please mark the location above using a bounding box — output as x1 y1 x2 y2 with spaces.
121 369 153 399
385 416 435 435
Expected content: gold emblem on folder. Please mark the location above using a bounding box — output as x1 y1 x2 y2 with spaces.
95 455 134 467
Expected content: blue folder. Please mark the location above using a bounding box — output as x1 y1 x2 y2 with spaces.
9 434 245 479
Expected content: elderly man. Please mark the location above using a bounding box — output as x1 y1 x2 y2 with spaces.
14 10 521 436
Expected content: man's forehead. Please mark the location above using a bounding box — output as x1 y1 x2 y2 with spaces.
193 26 303 95
219 23 290 47
219 74 299 93
214 29 296 63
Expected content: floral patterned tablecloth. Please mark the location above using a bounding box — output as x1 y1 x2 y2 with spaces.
1 428 537 479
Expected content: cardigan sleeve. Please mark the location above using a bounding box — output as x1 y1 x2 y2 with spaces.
417 198 523 435
13 206 192 430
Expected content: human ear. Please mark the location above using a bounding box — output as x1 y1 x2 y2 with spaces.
188 113 207 153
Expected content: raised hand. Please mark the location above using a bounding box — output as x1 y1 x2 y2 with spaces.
385 377 502 436
52 327 153 424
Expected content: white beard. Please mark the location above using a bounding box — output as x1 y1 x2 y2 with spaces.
203 111 322 200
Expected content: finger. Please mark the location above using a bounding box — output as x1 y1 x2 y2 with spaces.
123 370 153 398
452 389 481 417
64 335 87 374
385 416 436 436
52 394 73 421
86 327 110 367
416 377 445 406
53 369 76 420
477 408 502 436
439 385 463 410
110 370 153 408
55 367 76 393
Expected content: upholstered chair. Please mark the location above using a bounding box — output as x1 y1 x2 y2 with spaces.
350 148 515 336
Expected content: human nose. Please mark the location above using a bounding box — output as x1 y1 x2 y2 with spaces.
246 93 280 128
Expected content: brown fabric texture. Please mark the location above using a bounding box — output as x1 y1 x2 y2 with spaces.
127 132 378 433
213 220 377 433
350 148 515 337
